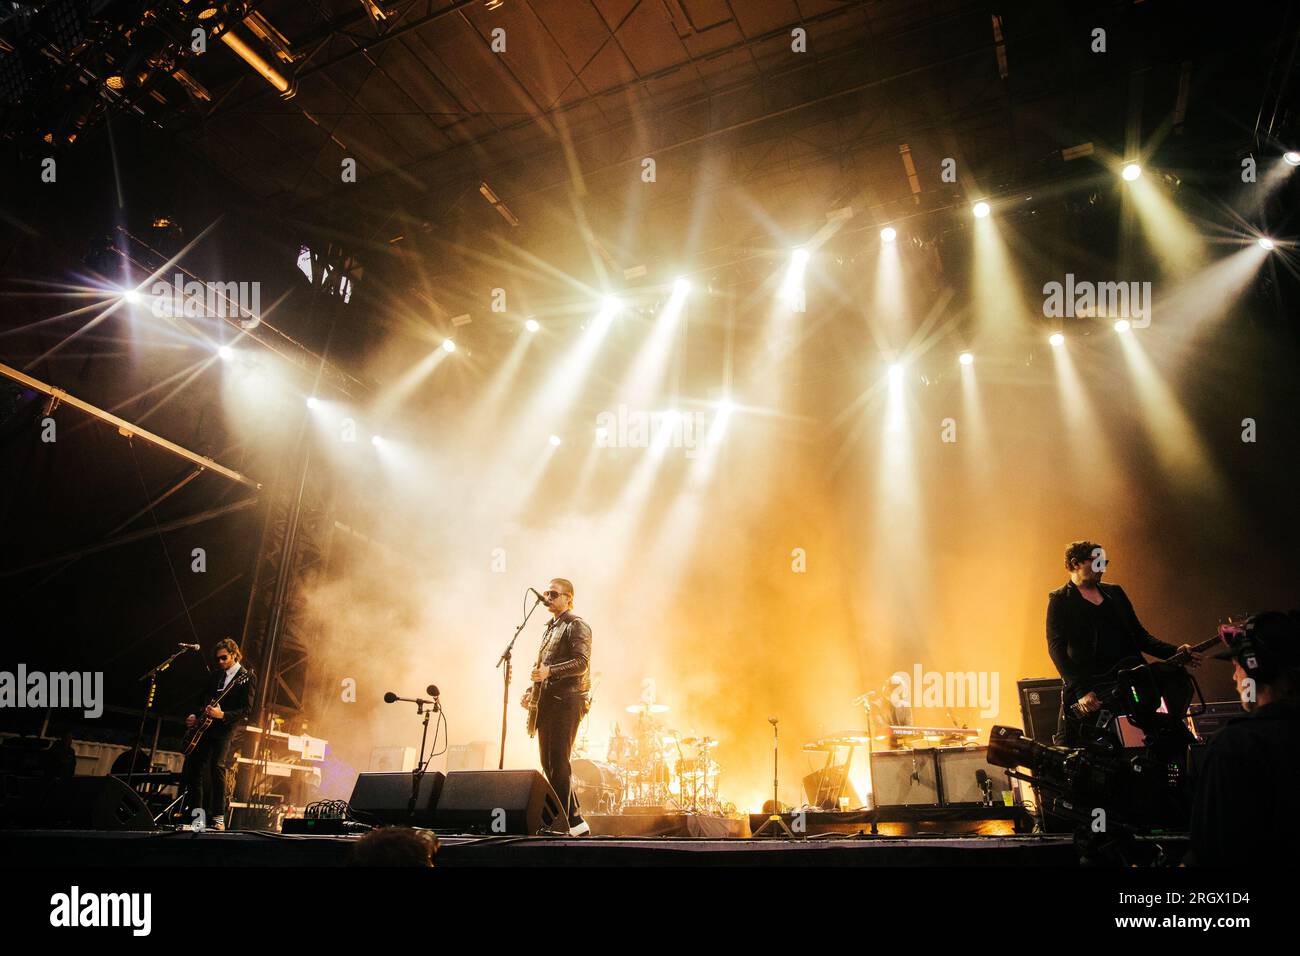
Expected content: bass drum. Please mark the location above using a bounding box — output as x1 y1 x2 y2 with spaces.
571 758 624 815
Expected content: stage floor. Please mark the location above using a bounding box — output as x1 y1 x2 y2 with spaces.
0 827 1113 866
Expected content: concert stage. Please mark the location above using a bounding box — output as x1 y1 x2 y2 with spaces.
0 827 1111 867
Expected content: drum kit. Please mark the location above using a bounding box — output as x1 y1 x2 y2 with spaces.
571 701 726 815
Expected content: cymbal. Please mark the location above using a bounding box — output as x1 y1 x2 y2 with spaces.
626 703 669 714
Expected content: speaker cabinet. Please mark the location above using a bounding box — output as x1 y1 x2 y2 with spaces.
348 771 445 825
43 776 156 830
934 746 1018 806
1017 677 1064 743
432 770 563 834
869 750 939 807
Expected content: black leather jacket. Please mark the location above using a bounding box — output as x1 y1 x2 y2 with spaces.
538 611 592 697
1046 580 1175 698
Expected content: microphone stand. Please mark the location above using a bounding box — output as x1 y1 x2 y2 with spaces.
496 592 545 770
409 696 439 818
385 693 441 819
129 647 190 793
753 717 795 838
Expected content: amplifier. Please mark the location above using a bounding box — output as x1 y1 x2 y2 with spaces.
1017 677 1064 743
1187 701 1244 742
869 750 939 807
934 745 1019 806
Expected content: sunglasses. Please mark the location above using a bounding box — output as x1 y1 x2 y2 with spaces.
543 590 563 600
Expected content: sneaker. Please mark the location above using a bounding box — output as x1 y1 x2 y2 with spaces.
210 819 225 832
568 820 590 837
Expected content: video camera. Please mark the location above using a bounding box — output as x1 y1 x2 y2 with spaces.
986 725 1187 832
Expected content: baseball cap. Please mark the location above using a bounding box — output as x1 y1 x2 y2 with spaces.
1214 611 1300 666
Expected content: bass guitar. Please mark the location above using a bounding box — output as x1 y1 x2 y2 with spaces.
183 670 251 755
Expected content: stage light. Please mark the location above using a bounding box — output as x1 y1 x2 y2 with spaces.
1114 319 1132 333
601 295 623 314
548 434 562 447
441 338 456 353
371 435 384 447
959 352 974 366
888 362 904 383
1121 163 1142 181
218 345 234 361
880 226 897 243
525 318 540 332
306 396 320 410
791 247 810 265
121 288 141 304
1258 237 1276 251
673 276 691 295
220 30 294 97
1285 151 1300 167
1049 332 1065 347
972 201 990 219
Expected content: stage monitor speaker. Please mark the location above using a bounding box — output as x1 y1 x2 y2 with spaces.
1017 677 1064 743
348 771 445 825
45 776 156 830
432 770 562 834
935 746 1018 806
869 750 939 807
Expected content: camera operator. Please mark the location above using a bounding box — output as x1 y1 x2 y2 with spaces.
1187 611 1300 866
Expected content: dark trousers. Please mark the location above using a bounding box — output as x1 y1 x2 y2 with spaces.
537 693 586 828
182 729 236 826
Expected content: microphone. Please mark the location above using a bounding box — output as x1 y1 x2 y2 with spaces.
426 685 440 698
528 587 547 603
179 643 200 651
385 690 438 710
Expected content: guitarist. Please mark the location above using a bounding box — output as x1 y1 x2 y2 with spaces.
181 638 255 831
522 578 592 836
1046 541 1202 747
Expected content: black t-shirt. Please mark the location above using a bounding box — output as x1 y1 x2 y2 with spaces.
1082 592 1137 675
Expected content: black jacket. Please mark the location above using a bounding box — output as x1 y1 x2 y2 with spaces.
193 666 255 735
538 611 592 697
1046 581 1176 698
1188 699 1300 866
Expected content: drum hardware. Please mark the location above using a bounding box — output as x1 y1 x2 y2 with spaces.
592 702 726 816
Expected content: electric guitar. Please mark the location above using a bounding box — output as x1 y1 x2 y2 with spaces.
1069 633 1218 719
183 670 251 754
523 625 555 739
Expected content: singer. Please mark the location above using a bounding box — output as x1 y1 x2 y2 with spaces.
181 638 255 831
526 578 593 836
